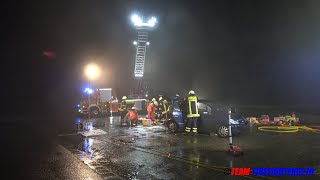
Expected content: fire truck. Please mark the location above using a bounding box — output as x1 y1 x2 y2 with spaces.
110 97 148 115
78 88 118 117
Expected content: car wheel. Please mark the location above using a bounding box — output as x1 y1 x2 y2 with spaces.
217 125 229 138
167 120 178 133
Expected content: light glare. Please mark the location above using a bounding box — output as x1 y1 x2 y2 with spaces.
84 63 101 81
147 17 157 27
131 14 157 27
84 88 94 94
131 14 143 26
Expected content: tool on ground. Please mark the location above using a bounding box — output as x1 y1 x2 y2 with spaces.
227 108 244 157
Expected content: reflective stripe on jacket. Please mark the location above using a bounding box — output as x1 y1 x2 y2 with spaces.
119 100 126 111
187 95 200 118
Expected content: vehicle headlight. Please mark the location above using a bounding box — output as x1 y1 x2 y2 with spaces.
230 119 239 125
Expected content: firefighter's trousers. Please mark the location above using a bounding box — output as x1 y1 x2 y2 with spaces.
120 110 127 120
185 117 198 133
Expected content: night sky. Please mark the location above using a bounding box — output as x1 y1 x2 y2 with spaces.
2 0 320 116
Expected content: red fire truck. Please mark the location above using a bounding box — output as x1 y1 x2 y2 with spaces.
78 88 118 117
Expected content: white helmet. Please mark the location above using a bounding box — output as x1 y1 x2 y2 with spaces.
189 90 195 95
152 98 156 102
122 96 127 100
159 96 163 101
175 94 180 97
131 106 135 110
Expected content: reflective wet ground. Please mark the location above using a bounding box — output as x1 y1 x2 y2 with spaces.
57 116 320 179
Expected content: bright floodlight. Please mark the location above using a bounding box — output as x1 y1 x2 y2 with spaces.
84 63 101 81
146 42 150 45
147 17 157 27
133 41 137 45
131 14 143 26
131 14 157 27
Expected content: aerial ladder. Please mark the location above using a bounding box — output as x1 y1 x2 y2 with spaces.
129 14 158 98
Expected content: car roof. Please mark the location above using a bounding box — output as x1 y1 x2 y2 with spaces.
199 100 233 110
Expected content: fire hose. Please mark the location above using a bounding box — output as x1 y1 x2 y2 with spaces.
257 126 320 133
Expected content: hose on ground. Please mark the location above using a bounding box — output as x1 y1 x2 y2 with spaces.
257 125 320 133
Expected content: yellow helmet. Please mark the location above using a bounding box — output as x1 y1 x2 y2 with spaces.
122 96 127 100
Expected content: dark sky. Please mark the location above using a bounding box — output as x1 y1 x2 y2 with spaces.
2 0 320 116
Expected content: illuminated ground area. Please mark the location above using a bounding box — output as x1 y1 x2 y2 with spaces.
56 116 320 179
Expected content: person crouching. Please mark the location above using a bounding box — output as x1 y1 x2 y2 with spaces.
124 107 139 126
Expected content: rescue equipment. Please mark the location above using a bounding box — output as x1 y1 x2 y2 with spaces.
227 108 243 157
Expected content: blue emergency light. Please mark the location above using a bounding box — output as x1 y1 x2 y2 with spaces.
84 87 93 94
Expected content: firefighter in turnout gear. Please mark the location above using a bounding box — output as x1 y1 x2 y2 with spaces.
147 101 156 120
152 98 158 107
152 98 160 120
119 96 127 120
158 96 167 123
161 99 168 123
185 90 200 135
158 96 164 112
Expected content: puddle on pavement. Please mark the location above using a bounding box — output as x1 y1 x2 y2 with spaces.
73 135 152 179
76 137 107 167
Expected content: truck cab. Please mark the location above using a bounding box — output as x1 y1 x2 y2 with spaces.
124 98 148 115
78 88 113 117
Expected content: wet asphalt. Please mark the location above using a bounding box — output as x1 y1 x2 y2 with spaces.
54 116 320 180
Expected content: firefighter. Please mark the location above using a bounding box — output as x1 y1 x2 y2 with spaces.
158 96 166 123
161 99 169 123
185 90 200 136
152 98 158 107
159 96 166 112
152 98 159 120
125 106 139 126
119 96 127 120
147 101 156 120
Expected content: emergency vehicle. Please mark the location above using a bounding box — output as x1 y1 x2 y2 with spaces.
111 98 148 115
78 88 117 117
124 98 148 114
